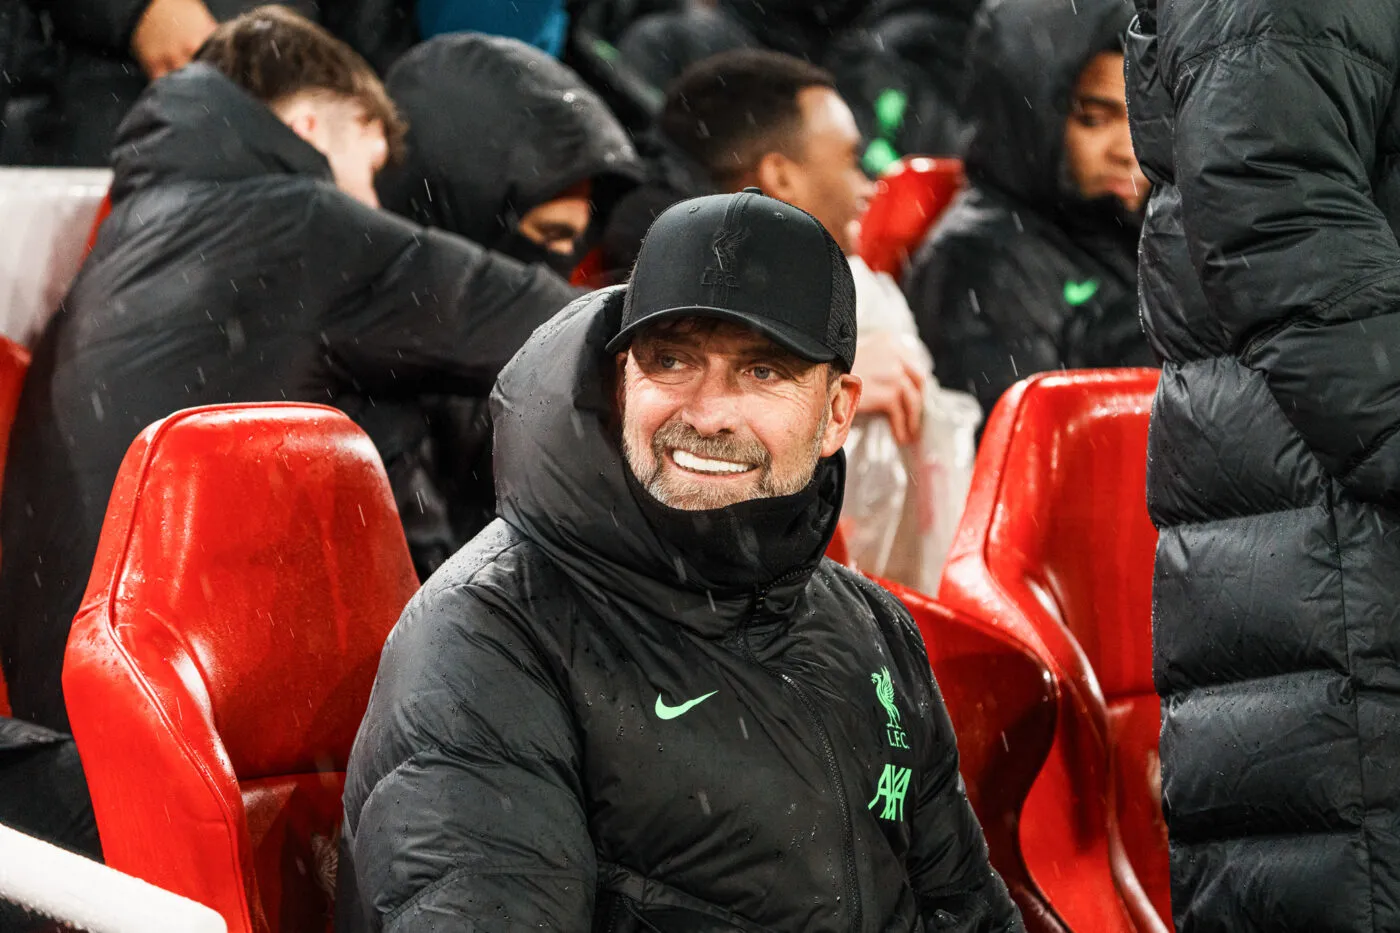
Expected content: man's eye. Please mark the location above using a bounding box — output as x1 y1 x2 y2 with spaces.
752 366 774 381
658 354 681 369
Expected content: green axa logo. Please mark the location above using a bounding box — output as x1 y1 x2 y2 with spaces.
872 668 908 749
869 764 912 822
1063 278 1100 306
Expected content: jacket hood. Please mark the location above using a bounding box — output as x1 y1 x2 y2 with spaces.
377 33 645 251
490 288 842 635
961 0 1133 212
110 64 332 204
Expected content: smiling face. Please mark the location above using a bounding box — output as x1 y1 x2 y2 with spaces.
618 317 860 511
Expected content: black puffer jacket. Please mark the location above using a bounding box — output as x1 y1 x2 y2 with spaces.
902 0 1151 418
1128 2 1400 929
0 65 576 732
337 287 1023 933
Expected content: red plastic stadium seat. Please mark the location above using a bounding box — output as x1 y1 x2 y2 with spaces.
0 336 31 717
876 578 1065 933
64 403 419 933
858 157 965 277
0 336 29 502
938 369 1169 933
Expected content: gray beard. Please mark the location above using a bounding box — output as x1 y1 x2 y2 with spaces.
622 413 828 511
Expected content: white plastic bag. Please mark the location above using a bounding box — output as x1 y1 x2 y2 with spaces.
842 257 982 590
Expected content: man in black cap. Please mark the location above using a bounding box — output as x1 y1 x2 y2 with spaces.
336 189 1022 933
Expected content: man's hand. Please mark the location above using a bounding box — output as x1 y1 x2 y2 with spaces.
131 0 218 80
853 332 926 446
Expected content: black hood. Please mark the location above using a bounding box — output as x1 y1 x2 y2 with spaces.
962 0 1133 214
490 287 843 635
110 64 332 204
377 33 645 252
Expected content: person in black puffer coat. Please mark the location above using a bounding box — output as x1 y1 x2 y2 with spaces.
1127 1 1400 929
903 0 1153 419
337 191 1022 932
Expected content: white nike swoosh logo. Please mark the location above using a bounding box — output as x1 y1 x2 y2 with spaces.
655 691 717 720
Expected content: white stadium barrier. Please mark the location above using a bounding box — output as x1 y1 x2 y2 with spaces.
0 168 111 347
0 822 226 933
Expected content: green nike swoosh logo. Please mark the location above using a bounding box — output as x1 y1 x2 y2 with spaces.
655 691 717 720
1063 279 1100 306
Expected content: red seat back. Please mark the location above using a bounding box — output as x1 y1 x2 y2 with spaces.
0 336 31 717
64 403 419 933
939 369 1169 932
858 157 965 276
876 578 1066 933
0 336 29 501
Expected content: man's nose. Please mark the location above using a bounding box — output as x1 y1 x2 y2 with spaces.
1109 119 1139 167
679 367 743 436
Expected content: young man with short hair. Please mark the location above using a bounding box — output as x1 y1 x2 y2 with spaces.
902 0 1154 418
339 189 1023 932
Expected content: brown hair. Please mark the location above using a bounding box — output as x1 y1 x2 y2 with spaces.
195 5 406 161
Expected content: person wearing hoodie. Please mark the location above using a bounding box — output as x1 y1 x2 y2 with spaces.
374 31 643 558
0 6 577 738
1129 0 1400 928
337 189 1022 933
902 0 1152 418
379 31 644 279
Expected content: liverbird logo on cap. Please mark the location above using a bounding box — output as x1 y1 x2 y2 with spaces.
701 226 748 288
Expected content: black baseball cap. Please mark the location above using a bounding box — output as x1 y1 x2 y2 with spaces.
607 188 858 371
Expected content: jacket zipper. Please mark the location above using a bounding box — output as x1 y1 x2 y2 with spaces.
737 574 862 933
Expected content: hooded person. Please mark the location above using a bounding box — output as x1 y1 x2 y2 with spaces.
377 32 645 278
373 32 643 557
0 7 578 737
902 0 1153 418
336 190 1023 932
1129 0 1400 928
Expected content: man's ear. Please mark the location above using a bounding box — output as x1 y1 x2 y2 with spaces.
273 95 321 150
820 371 862 457
754 151 801 203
